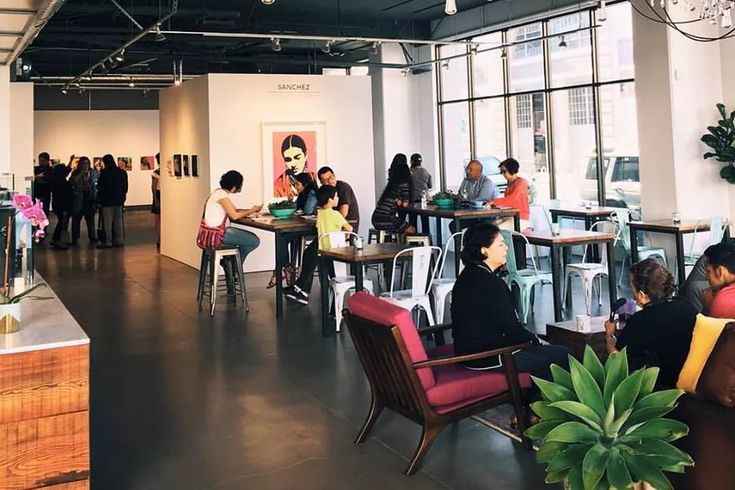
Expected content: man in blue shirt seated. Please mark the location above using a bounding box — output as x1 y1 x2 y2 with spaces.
451 160 499 232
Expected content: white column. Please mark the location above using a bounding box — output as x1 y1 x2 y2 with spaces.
0 66 34 189
0 66 11 175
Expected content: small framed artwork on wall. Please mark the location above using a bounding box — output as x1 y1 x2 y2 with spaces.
118 157 133 171
173 154 182 177
192 155 199 177
140 156 156 170
183 155 190 177
93 157 103 171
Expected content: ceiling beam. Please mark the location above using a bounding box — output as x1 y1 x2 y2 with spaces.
0 8 35 15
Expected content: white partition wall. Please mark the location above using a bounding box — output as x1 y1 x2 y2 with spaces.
159 74 376 272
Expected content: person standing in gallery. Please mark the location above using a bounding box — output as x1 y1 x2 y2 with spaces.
97 154 129 248
69 156 97 246
33 152 53 236
371 154 415 240
151 153 161 251
317 166 360 230
49 159 72 249
274 134 318 199
203 170 262 262
408 153 432 233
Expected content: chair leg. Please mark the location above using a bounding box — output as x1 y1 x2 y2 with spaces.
405 422 443 476
197 251 208 311
355 397 385 444
234 253 248 312
433 290 446 325
210 257 219 317
334 287 345 333
418 297 435 326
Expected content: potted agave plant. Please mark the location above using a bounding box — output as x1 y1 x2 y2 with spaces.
525 346 693 490
0 282 47 334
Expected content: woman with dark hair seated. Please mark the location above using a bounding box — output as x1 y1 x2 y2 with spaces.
202 170 262 262
605 258 697 387
451 223 570 385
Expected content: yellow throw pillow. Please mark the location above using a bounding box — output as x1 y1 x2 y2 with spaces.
677 314 731 394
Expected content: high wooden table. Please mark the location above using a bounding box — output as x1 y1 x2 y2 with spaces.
234 215 320 319
408 205 521 272
628 219 730 283
1 280 90 489
318 243 411 337
523 229 617 322
545 316 608 360
549 205 620 229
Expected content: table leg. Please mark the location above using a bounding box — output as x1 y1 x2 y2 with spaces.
436 216 443 249
274 232 285 319
675 232 686 285
454 221 463 275
563 246 573 312
551 245 563 322
513 213 521 231
630 225 640 264
319 254 331 337
587 217 600 263
606 240 617 310
354 263 364 292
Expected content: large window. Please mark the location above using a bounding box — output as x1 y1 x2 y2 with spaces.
437 2 638 208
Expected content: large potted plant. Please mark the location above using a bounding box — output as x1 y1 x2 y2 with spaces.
702 103 735 183
525 346 693 490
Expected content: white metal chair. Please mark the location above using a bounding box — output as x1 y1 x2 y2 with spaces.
430 230 465 324
684 217 728 266
562 220 613 315
320 231 374 332
380 246 442 327
501 230 553 324
611 209 667 285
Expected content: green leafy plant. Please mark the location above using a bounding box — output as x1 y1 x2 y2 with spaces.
525 346 693 490
432 190 457 201
268 200 297 210
0 283 48 305
702 103 735 183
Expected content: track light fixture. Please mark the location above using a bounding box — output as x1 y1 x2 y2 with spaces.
271 37 282 52
261 0 276 4
441 60 450 69
154 24 166 42
598 0 607 22
173 59 183 86
128 79 135 87
558 36 567 48
469 43 478 55
501 48 507 59
321 40 332 54
370 41 380 55
445 0 457 16
114 49 124 63
61 88 67 94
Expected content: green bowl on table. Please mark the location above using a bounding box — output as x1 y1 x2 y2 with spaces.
268 204 297 219
434 198 454 208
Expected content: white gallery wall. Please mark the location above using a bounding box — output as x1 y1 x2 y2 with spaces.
159 76 211 269
34 110 160 206
10 83 34 187
160 73 376 272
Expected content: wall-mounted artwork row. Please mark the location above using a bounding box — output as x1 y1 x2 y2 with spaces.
171 154 200 179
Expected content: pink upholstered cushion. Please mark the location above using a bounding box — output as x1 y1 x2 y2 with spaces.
425 356 532 411
347 292 436 389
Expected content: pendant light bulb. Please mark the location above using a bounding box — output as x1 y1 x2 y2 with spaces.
261 0 276 5
445 0 457 16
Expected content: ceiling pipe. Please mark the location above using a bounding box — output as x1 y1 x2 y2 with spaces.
62 1 179 91
6 0 68 66
160 29 492 48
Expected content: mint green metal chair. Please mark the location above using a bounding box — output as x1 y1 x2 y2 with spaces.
684 217 728 267
501 230 553 324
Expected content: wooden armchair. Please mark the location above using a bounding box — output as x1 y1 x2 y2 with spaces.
344 292 533 475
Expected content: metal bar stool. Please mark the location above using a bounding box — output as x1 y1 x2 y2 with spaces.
196 245 248 317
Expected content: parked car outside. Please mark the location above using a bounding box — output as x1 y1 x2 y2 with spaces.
581 155 640 209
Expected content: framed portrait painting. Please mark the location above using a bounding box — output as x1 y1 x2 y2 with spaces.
261 121 326 202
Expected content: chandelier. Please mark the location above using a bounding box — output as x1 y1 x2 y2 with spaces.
648 0 734 28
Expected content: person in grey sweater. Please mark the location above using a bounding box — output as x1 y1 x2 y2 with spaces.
409 153 432 233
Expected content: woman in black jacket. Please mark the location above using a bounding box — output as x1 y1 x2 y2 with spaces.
49 162 72 249
451 223 570 381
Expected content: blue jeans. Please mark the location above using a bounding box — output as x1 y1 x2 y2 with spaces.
222 227 260 262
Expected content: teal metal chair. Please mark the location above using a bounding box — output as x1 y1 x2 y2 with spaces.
611 209 667 286
684 217 728 267
501 230 553 324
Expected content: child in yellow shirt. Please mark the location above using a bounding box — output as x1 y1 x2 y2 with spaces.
285 185 353 305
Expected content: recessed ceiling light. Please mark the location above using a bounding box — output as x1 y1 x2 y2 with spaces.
445 0 457 16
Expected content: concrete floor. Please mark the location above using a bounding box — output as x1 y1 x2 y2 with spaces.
34 211 617 490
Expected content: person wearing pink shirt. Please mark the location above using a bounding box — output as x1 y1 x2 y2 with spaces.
491 158 531 229
701 241 735 319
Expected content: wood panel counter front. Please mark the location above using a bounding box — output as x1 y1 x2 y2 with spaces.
0 280 90 489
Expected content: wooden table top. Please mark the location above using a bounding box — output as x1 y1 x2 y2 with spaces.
522 228 616 246
546 316 607 335
234 215 315 232
408 204 519 219
549 205 621 218
319 243 412 263
628 219 712 234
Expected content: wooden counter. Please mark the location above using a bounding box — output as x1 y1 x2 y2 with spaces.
0 280 90 489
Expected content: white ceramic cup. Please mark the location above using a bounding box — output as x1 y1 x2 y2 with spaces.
576 314 591 333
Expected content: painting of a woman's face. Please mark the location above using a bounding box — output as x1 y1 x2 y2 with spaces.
283 145 307 174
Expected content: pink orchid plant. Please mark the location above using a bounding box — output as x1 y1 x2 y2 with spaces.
11 194 49 243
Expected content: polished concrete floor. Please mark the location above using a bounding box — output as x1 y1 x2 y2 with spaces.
34 212 614 490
